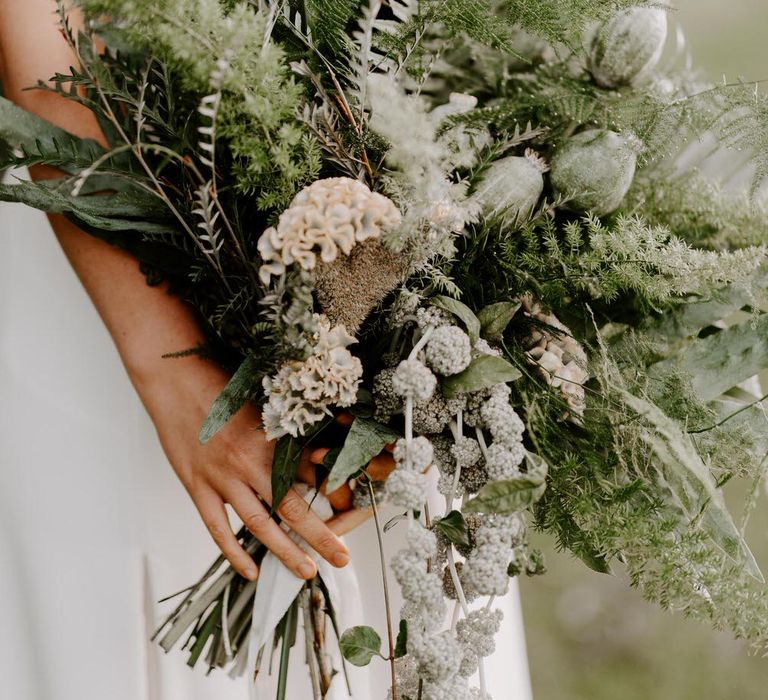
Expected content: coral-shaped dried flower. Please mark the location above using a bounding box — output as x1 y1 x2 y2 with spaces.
262 315 362 439
257 177 402 284
522 296 589 419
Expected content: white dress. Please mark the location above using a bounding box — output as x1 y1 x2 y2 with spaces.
0 191 533 700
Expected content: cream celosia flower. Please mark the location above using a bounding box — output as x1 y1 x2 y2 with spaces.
257 177 402 284
262 315 362 439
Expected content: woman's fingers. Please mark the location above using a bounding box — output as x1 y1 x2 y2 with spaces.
327 506 373 536
192 486 259 581
273 487 350 568
326 481 353 511
225 485 318 580
366 452 396 481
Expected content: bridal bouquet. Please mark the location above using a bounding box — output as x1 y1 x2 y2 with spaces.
3 0 768 697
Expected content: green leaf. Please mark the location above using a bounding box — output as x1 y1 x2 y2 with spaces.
271 435 304 514
322 446 343 471
644 274 767 344
464 474 547 515
350 388 375 418
525 451 549 482
340 626 382 667
648 314 768 403
304 0 357 54
0 96 105 174
394 619 408 659
432 296 481 342
619 390 763 581
478 301 521 341
0 180 173 233
326 418 400 493
434 510 470 547
275 600 299 700
442 354 522 399
199 356 259 444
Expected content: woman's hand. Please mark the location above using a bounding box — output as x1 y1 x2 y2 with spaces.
136 356 355 582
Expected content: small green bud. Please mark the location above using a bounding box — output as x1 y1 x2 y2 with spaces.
550 129 641 216
472 149 549 223
525 549 547 577
589 7 668 89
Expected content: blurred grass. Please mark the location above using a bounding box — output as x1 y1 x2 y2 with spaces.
521 3 768 698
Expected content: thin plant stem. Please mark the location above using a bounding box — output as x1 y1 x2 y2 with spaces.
275 602 297 700
367 479 398 700
408 326 434 361
221 582 233 659
300 588 323 700
478 658 488 696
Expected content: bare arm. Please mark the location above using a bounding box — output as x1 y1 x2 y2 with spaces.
0 0 355 580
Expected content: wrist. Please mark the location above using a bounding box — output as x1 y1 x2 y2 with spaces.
129 350 231 425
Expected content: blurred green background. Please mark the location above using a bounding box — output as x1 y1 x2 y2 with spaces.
520 2 768 698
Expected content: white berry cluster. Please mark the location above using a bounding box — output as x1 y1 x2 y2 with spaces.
456 608 503 677
262 315 362 439
388 436 434 509
416 305 454 330
392 358 438 402
465 514 526 596
425 325 473 376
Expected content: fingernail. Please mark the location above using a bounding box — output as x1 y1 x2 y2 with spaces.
333 551 350 568
299 561 317 579
245 566 259 581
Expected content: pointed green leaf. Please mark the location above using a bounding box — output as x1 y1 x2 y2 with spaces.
644 269 768 344
432 296 481 342
463 476 546 515
199 356 259 444
0 95 105 173
0 180 173 232
442 354 522 399
394 619 408 659
434 510 470 547
478 301 521 341
271 435 304 514
649 315 768 403
340 626 382 667
620 390 763 581
572 542 612 575
327 418 400 493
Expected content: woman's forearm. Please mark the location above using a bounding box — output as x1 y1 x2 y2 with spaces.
0 0 223 407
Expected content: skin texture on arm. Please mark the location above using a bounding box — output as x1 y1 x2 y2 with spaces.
0 0 365 581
